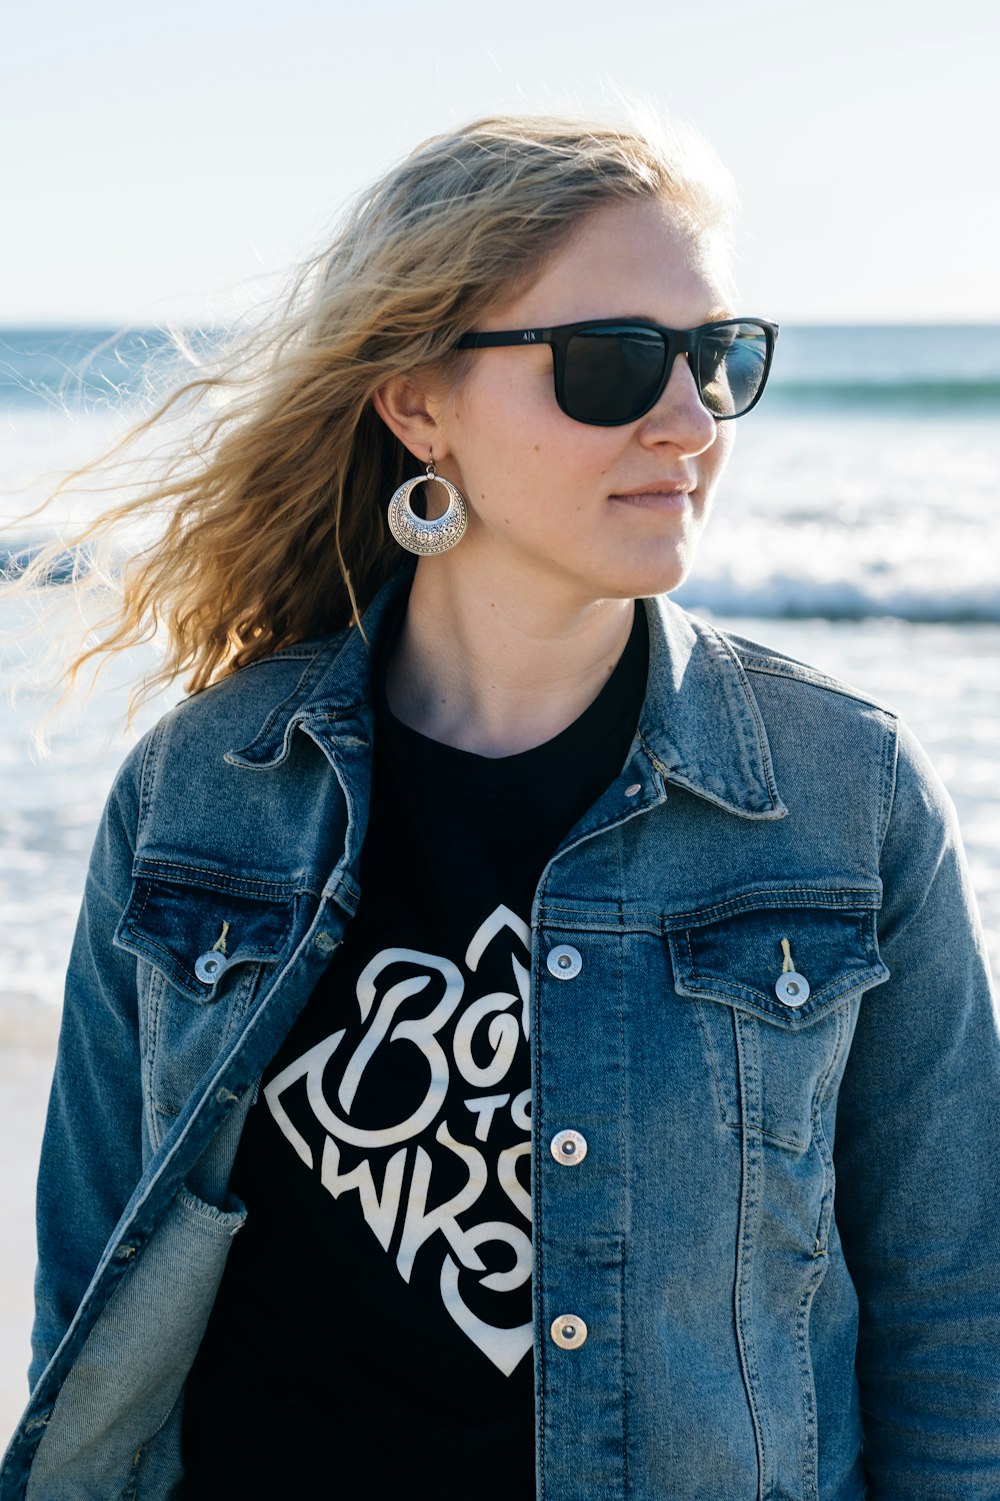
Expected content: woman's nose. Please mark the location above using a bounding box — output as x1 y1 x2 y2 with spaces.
638 353 718 455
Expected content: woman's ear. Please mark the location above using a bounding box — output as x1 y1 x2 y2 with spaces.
372 375 445 463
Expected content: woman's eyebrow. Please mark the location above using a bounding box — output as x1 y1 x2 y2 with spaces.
619 309 737 325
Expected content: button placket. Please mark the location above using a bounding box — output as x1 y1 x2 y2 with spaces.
544 1008 590 1351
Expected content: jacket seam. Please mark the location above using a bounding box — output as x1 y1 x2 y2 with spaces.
140 962 166 1149
692 998 731 1129
532 931 546 1498
739 657 896 714
134 720 163 849
874 713 900 860
130 862 319 900
539 887 883 930
732 1010 770 1499
617 881 629 1494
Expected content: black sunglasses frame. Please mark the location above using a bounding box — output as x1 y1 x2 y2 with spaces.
455 317 780 425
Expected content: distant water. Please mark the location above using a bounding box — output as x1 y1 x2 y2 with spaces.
766 324 1000 408
3 323 999 620
0 324 998 1029
0 326 214 410
3 322 999 410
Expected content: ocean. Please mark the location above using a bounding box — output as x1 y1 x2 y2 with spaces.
1 323 998 1035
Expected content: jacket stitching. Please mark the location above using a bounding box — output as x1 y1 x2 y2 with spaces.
140 961 165 1149
617 880 629 1494
531 917 546 1497
131 863 316 900
732 1009 771 1498
740 657 898 715
794 1249 824 1501
692 997 731 1128
875 712 900 860
538 887 883 931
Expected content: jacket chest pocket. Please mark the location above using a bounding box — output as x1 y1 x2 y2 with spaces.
116 877 295 1127
666 900 889 1151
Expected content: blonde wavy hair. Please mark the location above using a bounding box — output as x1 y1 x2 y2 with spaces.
11 109 735 710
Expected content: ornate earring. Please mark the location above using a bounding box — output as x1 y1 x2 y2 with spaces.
386 454 468 556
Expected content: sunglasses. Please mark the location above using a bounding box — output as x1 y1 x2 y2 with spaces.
455 317 779 425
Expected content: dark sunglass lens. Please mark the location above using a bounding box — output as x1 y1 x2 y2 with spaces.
697 323 769 417
563 327 666 424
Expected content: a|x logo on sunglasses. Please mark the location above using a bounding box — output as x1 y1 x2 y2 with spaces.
455 318 779 425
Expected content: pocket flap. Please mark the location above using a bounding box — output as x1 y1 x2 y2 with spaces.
667 903 889 1027
115 878 292 1003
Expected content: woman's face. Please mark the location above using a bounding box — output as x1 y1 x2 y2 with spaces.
432 196 736 607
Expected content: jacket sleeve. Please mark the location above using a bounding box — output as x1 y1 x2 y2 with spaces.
29 736 148 1392
833 716 1000 1498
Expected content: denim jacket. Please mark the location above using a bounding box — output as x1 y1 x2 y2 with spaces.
3 573 998 1501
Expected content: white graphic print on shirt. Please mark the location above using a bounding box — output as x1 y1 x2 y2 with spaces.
263 904 533 1376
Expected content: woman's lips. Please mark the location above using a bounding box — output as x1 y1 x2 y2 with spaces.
609 487 693 510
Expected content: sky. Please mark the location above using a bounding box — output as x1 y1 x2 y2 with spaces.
4 0 999 326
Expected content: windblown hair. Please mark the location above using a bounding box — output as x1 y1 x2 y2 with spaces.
13 110 735 709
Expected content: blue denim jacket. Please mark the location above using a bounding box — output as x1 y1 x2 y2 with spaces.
3 573 999 1500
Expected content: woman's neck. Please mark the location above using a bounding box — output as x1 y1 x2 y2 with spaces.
384 557 636 758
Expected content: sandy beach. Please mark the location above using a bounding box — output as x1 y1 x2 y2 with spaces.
0 1021 57 1443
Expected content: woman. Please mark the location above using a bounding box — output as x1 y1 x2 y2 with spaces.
2 114 998 1500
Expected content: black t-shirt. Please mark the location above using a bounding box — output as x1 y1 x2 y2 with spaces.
182 603 648 1497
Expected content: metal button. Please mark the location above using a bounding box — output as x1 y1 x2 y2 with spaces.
550 1314 588 1350
550 1129 588 1165
194 951 229 985
547 945 582 980
625 782 642 797
775 970 810 1007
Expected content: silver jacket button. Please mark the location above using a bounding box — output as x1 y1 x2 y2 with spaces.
550 1314 588 1349
775 970 810 1007
550 1129 588 1165
194 951 229 985
547 945 582 980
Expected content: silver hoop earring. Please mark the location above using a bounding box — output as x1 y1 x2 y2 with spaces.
387 459 468 556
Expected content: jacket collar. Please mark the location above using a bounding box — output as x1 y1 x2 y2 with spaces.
228 570 786 822
638 592 786 820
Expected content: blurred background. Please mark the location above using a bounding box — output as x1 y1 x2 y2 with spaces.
1 0 998 1437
